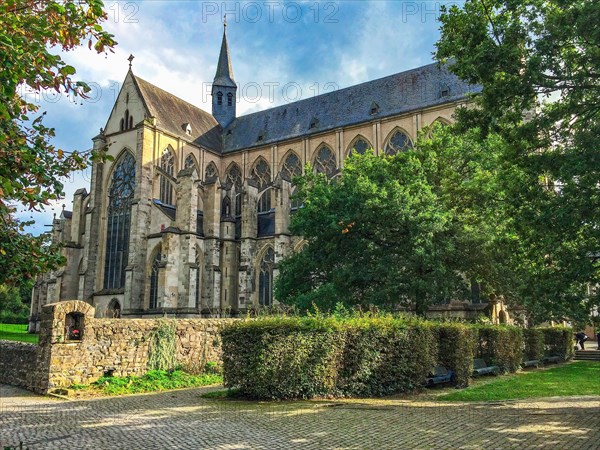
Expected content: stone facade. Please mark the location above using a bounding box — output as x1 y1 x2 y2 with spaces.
3 301 234 393
29 27 479 328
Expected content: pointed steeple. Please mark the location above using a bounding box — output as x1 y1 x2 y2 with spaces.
213 20 236 88
211 18 237 128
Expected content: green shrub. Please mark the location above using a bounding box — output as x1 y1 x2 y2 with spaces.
523 328 545 361
538 326 574 361
434 323 476 387
147 320 177 371
222 315 436 399
474 325 523 373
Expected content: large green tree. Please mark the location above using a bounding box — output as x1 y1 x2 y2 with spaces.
0 0 115 285
275 127 521 315
436 0 600 321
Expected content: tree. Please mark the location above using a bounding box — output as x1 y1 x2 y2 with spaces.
275 130 520 315
435 0 600 322
0 1 116 285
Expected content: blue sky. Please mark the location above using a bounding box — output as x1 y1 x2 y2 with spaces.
19 0 456 234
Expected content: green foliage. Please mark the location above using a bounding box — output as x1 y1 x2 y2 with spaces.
436 0 600 321
439 361 600 402
434 323 476 387
523 328 545 361
0 1 116 285
0 323 38 343
474 325 523 373
147 320 177 371
539 326 575 361
0 285 28 319
81 370 222 395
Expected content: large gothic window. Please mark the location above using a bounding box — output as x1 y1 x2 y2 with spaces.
251 158 271 191
384 130 413 155
313 145 337 178
184 153 198 171
258 247 274 306
281 152 302 181
104 152 136 290
159 149 175 205
149 248 162 309
348 137 370 156
225 163 242 191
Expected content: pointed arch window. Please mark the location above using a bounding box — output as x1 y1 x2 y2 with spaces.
251 159 271 191
159 149 175 206
384 130 413 155
104 152 136 290
314 145 337 178
217 91 223 106
281 152 302 181
225 164 242 191
227 92 233 106
204 162 219 182
258 247 275 306
184 154 197 171
349 137 370 156
149 249 162 309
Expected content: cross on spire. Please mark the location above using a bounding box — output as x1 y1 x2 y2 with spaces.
127 54 135 70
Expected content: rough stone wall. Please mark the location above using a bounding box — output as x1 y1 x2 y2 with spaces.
0 341 42 391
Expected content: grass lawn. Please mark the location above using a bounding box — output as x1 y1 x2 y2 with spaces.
0 323 38 344
438 360 600 402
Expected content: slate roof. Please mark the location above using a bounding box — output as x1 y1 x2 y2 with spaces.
222 62 480 153
133 75 222 152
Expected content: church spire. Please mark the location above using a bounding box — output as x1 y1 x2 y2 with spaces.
213 18 235 88
211 18 237 128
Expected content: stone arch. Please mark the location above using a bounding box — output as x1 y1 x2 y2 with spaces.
250 156 271 192
432 116 451 126
293 239 308 252
204 161 219 182
346 134 372 157
224 162 243 191
107 298 121 318
312 143 337 178
383 127 414 155
280 150 303 181
184 153 199 173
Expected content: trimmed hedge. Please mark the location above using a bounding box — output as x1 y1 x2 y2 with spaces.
222 316 436 399
539 326 575 361
474 325 523 373
222 317 572 400
434 323 476 387
523 328 545 362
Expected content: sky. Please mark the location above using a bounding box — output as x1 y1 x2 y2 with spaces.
18 0 458 234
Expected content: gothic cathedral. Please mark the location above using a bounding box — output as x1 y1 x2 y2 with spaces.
29 26 477 329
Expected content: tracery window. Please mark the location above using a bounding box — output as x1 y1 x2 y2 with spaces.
281 152 302 181
104 152 136 290
149 249 162 309
251 159 271 191
384 130 413 155
258 247 275 306
349 138 370 156
224 164 242 191
313 145 337 178
205 162 219 181
159 149 175 205
184 154 197 171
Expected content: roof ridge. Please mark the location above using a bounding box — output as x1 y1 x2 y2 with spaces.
230 61 443 123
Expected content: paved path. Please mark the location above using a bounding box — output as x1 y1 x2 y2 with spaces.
1 384 599 449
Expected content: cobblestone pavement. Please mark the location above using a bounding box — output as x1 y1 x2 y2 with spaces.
1 384 599 449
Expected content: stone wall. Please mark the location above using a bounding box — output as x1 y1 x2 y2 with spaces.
3 300 235 394
0 341 43 391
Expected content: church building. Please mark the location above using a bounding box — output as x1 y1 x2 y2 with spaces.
29 26 478 329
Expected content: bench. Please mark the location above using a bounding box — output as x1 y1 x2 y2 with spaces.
543 355 561 364
425 365 456 386
472 358 499 376
521 359 540 368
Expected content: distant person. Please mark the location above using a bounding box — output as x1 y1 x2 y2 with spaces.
575 331 588 350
